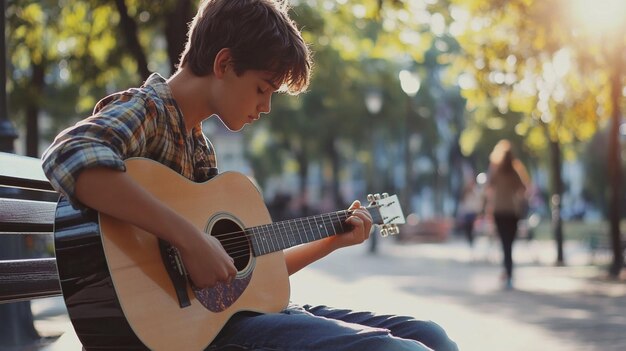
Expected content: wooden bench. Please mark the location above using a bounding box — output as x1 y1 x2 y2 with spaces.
587 229 626 265
0 152 82 350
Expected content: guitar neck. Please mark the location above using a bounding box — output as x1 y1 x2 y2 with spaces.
249 208 379 256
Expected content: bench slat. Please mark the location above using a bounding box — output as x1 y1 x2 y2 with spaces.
0 198 57 233
0 152 54 191
0 258 62 303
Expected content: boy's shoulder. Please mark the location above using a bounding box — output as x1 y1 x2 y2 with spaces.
93 73 171 115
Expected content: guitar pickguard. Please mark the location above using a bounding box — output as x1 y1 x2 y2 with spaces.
193 213 256 312
193 272 253 312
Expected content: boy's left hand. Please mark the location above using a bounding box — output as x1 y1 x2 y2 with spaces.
326 200 373 250
283 200 374 275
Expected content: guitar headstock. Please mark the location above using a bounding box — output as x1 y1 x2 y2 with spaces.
366 193 405 237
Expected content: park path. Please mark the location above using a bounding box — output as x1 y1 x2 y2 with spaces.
290 236 626 351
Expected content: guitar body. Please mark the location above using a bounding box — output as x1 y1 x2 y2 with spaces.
54 158 290 350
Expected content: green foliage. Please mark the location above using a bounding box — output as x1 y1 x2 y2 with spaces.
447 0 623 172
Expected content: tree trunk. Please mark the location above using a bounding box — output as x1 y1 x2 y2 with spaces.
326 136 344 209
295 147 310 217
549 139 565 265
403 98 413 215
25 62 45 157
114 0 150 81
607 42 623 278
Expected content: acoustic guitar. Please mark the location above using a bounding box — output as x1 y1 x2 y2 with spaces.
54 158 405 350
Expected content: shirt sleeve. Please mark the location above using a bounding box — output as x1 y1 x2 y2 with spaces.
42 92 157 209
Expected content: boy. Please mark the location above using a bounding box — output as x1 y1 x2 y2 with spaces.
42 0 457 350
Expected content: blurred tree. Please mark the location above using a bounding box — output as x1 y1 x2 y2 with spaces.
566 0 626 276
249 0 427 211
7 0 193 157
447 0 614 267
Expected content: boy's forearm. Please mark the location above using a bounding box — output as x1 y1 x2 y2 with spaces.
284 240 336 276
74 167 199 250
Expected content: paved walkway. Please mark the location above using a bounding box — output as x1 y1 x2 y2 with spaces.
290 236 626 351
27 235 626 350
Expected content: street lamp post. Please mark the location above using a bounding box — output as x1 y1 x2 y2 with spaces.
364 87 383 191
364 88 383 253
398 70 421 216
364 88 383 191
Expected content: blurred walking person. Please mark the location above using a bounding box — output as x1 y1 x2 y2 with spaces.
484 140 529 290
457 176 483 249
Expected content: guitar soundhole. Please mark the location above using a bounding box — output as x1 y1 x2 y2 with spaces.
211 218 250 271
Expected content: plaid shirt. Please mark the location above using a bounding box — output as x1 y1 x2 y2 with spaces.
42 73 217 209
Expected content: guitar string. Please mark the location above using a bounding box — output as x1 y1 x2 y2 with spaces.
210 210 353 242
163 213 354 261
219 209 389 260
218 220 346 255
171 206 386 261
194 209 379 260
209 204 382 243
216 212 352 252
212 210 369 258
212 207 387 256
212 226 346 261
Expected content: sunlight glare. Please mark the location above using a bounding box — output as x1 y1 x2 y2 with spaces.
571 0 626 36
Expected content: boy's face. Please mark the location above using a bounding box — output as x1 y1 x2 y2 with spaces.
212 67 278 132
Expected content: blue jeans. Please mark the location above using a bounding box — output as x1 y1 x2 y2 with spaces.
207 303 458 351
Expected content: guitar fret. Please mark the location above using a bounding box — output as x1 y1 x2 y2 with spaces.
288 223 298 247
325 213 332 236
305 217 314 242
299 220 306 243
274 222 287 250
312 215 318 239
279 221 288 249
287 220 298 246
272 222 281 251
260 227 268 255
289 219 298 247
249 227 259 256
295 218 305 245
327 213 336 235
323 214 330 237
256 226 265 255
335 211 345 234
272 223 280 252
263 224 274 253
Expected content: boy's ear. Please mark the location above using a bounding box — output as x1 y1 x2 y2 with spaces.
213 48 232 78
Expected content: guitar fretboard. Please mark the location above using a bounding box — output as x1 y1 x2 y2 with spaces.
248 210 352 256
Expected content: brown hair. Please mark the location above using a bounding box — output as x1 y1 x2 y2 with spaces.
178 0 312 95
489 139 530 185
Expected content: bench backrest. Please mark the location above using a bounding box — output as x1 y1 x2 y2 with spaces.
0 152 62 303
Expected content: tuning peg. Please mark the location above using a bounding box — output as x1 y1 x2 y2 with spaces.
380 228 389 237
374 193 381 200
382 193 389 198
390 225 399 235
367 194 374 202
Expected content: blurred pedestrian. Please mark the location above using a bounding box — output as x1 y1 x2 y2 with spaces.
457 176 483 248
484 140 530 290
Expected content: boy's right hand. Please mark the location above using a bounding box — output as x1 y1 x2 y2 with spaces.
178 230 238 289
74 167 238 290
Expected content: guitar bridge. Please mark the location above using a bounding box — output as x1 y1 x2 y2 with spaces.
158 239 191 308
